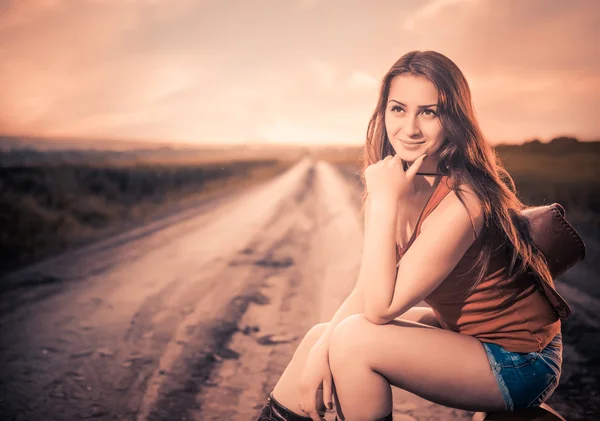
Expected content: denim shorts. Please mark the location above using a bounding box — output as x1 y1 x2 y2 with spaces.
480 333 562 412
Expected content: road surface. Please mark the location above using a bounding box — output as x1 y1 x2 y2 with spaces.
0 158 597 420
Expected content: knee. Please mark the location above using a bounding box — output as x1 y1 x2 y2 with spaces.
289 323 330 364
304 322 329 344
328 314 369 368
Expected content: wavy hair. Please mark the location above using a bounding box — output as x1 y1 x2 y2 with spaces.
358 50 552 303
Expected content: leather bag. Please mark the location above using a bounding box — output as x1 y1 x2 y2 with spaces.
521 203 587 320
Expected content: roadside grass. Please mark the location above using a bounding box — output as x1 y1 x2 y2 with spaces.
0 155 295 276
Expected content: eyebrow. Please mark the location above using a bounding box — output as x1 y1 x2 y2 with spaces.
388 100 437 108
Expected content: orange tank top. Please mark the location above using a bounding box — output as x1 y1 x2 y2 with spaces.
396 175 560 353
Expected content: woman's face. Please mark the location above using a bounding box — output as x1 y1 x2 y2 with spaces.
384 74 446 164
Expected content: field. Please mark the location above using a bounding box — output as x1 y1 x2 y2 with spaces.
1 138 598 278
496 141 600 236
0 145 306 277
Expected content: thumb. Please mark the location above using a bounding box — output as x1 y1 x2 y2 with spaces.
405 154 428 180
322 376 333 410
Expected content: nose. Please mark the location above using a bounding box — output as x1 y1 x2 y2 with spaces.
403 115 421 137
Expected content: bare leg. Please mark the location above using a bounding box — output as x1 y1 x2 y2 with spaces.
328 313 506 421
271 322 330 416
270 306 441 417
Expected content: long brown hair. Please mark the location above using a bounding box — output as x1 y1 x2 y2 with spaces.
359 50 552 303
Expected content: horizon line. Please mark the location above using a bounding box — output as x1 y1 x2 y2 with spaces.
1 132 599 149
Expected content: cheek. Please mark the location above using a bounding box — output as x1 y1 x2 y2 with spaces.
427 140 446 156
384 114 400 134
423 121 444 141
422 123 445 149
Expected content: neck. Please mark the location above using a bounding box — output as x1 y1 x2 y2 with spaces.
408 171 441 196
404 157 440 175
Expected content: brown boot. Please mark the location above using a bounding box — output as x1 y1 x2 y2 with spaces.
256 393 314 421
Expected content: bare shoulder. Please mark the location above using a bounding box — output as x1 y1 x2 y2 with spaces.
422 182 484 239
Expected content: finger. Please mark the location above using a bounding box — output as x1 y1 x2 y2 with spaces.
393 154 404 168
300 392 315 421
308 410 324 421
322 376 333 410
306 405 322 421
405 153 428 180
300 391 310 417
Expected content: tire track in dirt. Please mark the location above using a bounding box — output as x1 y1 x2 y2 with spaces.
189 164 325 421
0 159 313 421
139 165 319 421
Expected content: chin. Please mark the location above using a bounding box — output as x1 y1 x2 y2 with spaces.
394 146 426 163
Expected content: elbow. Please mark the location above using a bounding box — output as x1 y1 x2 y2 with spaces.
363 309 391 325
363 295 393 325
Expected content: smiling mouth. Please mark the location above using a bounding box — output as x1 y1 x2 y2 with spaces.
400 139 426 145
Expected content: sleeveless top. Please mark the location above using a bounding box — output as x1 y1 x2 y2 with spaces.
396 175 561 353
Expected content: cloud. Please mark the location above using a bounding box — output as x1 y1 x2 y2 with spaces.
257 117 355 145
0 0 66 30
295 0 321 10
0 0 598 144
348 71 379 90
402 0 479 33
308 64 379 92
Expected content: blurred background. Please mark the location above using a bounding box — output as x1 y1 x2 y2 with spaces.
0 1 599 420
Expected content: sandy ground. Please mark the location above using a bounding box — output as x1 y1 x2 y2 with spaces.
0 159 597 421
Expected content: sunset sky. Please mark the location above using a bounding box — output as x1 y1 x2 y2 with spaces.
0 0 598 146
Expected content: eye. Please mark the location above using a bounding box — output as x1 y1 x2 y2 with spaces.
422 109 437 117
390 105 404 113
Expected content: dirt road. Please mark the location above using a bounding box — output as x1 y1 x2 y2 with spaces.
0 159 596 420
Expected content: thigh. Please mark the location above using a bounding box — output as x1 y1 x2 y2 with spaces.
329 314 506 413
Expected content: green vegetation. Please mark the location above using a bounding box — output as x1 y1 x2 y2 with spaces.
496 141 600 236
0 153 295 277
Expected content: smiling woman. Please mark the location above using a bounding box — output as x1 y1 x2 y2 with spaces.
255 50 571 421
385 76 445 164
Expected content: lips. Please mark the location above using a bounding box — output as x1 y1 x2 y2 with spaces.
400 139 425 145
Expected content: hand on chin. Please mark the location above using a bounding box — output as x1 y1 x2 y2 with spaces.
395 148 427 165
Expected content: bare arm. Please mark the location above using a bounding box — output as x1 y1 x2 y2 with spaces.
360 187 483 325
356 195 398 321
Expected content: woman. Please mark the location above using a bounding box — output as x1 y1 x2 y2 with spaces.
256 50 563 421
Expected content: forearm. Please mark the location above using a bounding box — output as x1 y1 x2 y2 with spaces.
356 200 398 322
315 287 365 348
